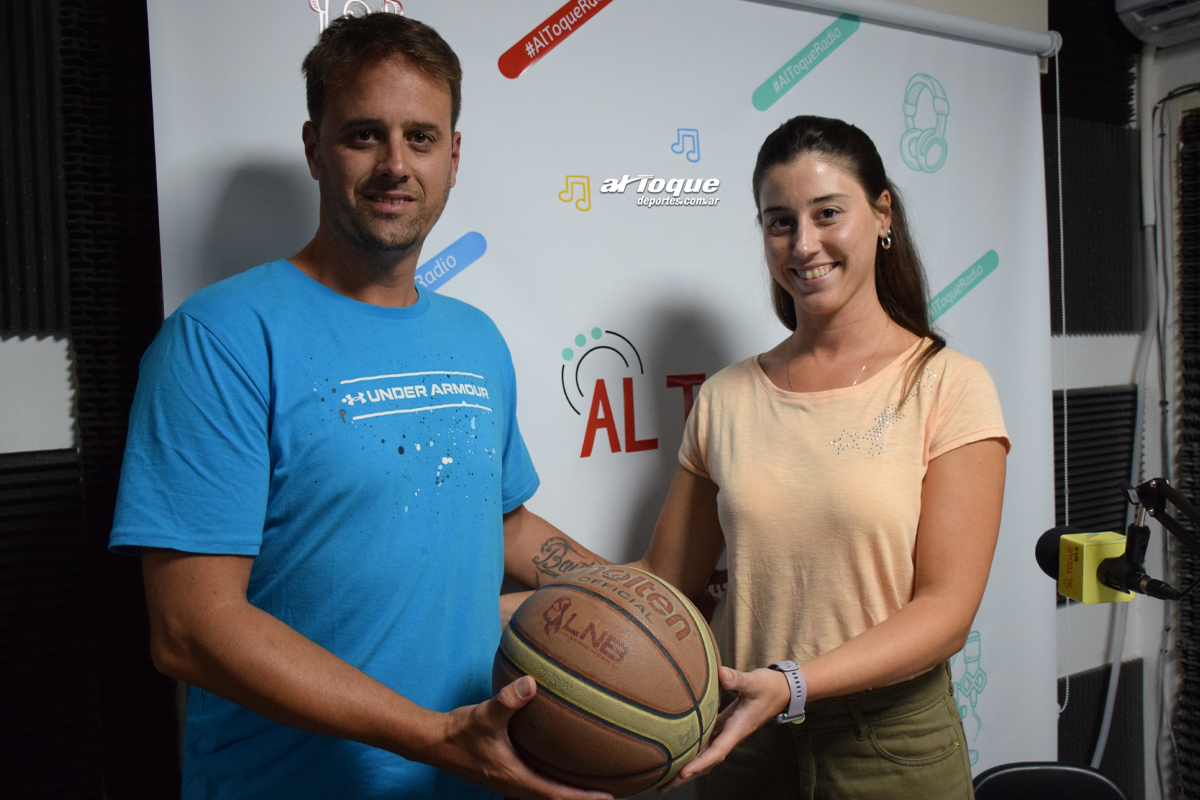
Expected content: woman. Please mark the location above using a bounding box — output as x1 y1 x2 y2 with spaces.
639 116 1009 799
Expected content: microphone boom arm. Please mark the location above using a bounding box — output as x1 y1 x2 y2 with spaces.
1100 479 1200 601
1134 478 1200 559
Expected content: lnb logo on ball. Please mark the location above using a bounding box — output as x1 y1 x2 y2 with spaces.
598 175 721 208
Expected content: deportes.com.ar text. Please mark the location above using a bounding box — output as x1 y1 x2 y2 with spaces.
636 196 721 208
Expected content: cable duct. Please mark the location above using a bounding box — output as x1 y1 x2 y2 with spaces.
748 0 1061 56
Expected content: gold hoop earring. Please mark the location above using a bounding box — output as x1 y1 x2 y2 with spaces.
880 229 893 250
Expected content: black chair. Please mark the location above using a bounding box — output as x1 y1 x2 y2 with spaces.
972 761 1130 800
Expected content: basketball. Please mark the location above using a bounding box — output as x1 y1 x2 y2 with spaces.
493 565 721 797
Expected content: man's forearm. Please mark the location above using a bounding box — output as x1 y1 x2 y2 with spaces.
502 505 611 588
144 550 446 761
188 603 441 751
142 549 611 800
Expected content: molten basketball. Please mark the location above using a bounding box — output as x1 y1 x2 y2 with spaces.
493 565 720 797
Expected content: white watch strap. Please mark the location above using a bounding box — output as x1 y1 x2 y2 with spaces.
768 660 807 724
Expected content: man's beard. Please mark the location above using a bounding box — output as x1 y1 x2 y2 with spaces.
323 177 450 258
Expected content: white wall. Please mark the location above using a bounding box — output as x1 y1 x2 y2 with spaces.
1156 38 1200 95
0 336 77 455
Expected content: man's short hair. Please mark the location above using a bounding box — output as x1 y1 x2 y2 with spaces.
302 13 462 131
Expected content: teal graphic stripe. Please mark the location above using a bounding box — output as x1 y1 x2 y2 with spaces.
752 14 860 112
927 250 999 321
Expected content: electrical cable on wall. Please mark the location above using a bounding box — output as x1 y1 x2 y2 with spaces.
1153 97 1172 797
1153 95 1173 800
1055 49 1072 717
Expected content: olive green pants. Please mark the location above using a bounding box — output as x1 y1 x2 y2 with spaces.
695 663 974 800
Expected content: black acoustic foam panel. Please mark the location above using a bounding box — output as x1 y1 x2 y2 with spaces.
1 0 69 335
1176 108 1200 800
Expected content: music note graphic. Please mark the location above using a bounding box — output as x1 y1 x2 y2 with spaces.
558 175 591 212
342 0 372 18
311 0 403 32
671 128 701 162
309 0 329 32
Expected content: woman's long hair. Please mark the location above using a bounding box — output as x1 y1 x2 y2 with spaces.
752 115 945 397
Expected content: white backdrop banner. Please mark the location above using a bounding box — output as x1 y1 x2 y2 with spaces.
146 0 1058 783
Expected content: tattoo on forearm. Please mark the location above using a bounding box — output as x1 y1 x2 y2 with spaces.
531 537 607 585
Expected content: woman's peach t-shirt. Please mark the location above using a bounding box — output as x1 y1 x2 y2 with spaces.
679 340 1010 672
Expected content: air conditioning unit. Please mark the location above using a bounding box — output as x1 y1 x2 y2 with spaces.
1118 0 1200 48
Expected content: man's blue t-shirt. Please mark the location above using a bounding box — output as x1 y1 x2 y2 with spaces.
110 260 539 799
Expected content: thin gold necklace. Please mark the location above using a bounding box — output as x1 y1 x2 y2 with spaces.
785 321 889 392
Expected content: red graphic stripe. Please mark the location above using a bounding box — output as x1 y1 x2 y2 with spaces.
498 0 615 79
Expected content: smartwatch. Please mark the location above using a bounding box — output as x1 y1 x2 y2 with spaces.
768 660 807 724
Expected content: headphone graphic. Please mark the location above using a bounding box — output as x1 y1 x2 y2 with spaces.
900 74 949 173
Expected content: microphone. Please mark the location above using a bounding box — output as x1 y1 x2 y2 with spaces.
1035 525 1135 604
1037 479 1198 604
1035 525 1081 581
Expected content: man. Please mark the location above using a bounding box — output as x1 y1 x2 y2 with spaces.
110 13 608 800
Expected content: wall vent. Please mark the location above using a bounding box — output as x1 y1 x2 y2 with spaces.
1053 385 1139 532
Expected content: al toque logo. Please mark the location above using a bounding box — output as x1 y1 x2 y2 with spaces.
560 327 708 458
561 327 656 458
